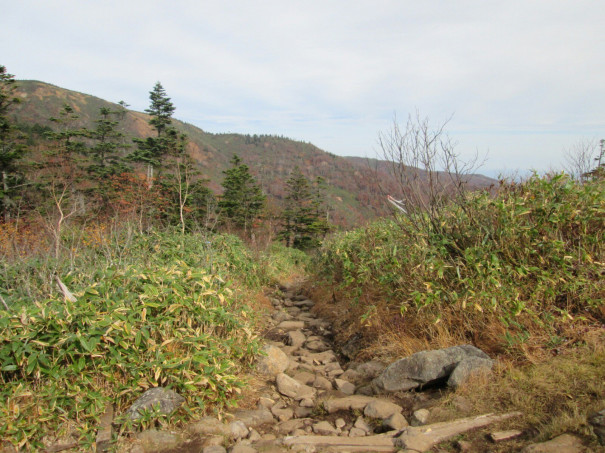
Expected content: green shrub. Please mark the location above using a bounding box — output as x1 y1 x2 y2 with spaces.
313 174 604 354
0 229 263 449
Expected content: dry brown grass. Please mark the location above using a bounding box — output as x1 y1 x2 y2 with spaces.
440 330 605 445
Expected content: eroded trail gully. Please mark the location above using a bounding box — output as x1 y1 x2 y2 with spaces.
124 287 542 453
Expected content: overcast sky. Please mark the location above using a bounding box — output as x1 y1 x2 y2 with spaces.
2 1 604 176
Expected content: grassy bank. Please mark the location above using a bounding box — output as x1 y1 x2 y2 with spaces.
309 173 604 442
0 227 305 450
312 174 604 359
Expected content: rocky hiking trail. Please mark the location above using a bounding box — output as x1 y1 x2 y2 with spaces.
119 286 599 453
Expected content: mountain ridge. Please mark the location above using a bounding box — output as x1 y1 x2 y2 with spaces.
11 80 496 226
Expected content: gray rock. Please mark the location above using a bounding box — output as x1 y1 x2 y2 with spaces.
520 434 586 452
348 427 367 437
335 418 346 429
355 384 374 396
305 340 330 352
363 399 402 419
294 406 313 418
277 320 305 331
372 344 491 393
588 408 605 445
339 368 363 384
313 421 338 436
341 333 363 360
203 447 227 453
334 378 355 395
383 412 408 431
412 408 430 425
187 417 230 436
135 430 182 452
355 360 387 380
270 402 293 422
271 310 289 321
447 356 494 389
126 387 185 420
256 345 289 377
299 397 315 407
230 445 257 453
232 408 274 428
313 375 333 390
229 421 249 439
287 330 306 348
276 373 316 400
275 418 310 435
292 371 315 385
354 416 372 434
256 396 274 409
323 395 375 413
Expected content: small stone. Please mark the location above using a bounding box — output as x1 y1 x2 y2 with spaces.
203 436 225 447
520 433 585 452
293 371 315 385
334 379 356 396
126 388 185 420
276 373 316 400
363 399 403 419
231 408 274 428
335 418 346 429
203 447 227 453
354 416 372 434
313 375 333 390
412 408 430 425
247 429 261 442
287 330 306 348
456 440 473 452
323 395 375 413
305 340 330 352
275 418 311 435
325 362 344 376
270 402 293 422
490 430 523 442
277 321 305 331
299 398 315 407
383 412 408 431
187 417 229 436
355 384 374 396
348 427 367 437
256 345 289 377
294 406 313 418
340 369 363 384
135 430 182 452
229 421 248 439
229 445 257 453
313 421 338 436
257 397 274 409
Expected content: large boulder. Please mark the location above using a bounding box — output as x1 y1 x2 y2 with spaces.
372 344 492 393
447 356 494 389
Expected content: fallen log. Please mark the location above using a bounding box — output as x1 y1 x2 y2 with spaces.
283 411 522 453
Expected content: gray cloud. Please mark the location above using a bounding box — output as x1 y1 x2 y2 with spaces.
2 0 604 172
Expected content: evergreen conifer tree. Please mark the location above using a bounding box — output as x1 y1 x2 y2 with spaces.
0 65 27 220
218 154 265 234
131 82 177 186
280 167 330 249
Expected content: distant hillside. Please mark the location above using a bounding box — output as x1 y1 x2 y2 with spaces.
10 80 496 226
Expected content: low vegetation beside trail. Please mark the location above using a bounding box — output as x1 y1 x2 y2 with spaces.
0 227 305 450
310 173 605 443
